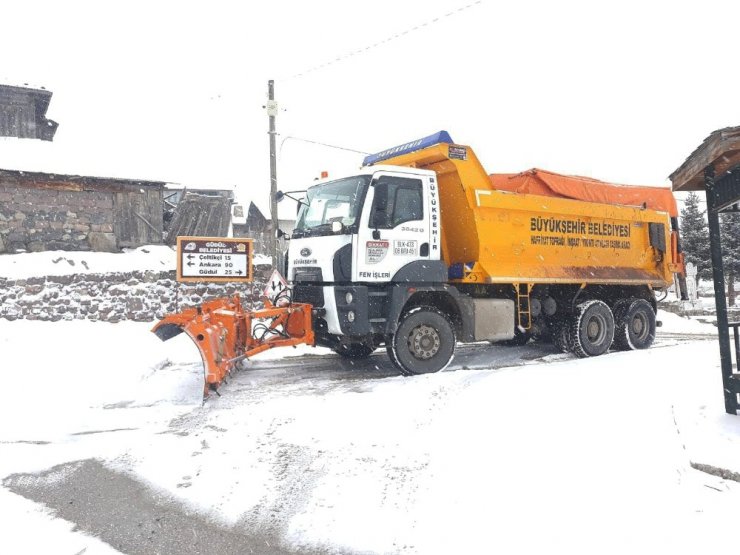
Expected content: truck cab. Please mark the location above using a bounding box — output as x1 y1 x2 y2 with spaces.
286 164 458 362
289 166 440 281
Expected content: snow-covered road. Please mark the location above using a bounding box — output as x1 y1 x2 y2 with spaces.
1 313 739 554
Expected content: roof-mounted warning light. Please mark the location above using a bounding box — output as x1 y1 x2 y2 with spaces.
363 131 454 166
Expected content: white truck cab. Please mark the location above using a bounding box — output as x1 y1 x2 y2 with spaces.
289 165 440 282
284 164 458 364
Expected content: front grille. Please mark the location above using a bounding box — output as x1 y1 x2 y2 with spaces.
293 266 323 282
293 285 325 308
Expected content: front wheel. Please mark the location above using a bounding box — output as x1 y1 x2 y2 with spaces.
389 307 456 376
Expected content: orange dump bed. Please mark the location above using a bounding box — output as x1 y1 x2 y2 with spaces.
489 168 678 218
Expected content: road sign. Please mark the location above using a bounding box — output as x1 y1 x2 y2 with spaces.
263 269 288 302
176 236 253 283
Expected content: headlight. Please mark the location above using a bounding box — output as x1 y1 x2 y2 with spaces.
347 311 355 322
345 292 353 304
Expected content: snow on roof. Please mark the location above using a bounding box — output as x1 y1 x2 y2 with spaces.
0 80 51 93
0 136 179 185
0 167 167 188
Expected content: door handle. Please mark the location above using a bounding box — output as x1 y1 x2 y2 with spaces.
420 242 429 257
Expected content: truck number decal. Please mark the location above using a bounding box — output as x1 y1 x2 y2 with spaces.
393 240 418 256
366 240 389 264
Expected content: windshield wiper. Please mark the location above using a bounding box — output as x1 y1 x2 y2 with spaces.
297 222 347 236
310 223 335 231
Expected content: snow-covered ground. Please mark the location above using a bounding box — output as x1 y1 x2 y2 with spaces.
0 245 271 279
1 310 739 554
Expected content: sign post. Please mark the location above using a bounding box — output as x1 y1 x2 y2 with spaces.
176 236 253 283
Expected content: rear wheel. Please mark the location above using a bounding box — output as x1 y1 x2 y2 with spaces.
390 307 456 376
613 299 655 350
333 342 375 359
568 300 614 358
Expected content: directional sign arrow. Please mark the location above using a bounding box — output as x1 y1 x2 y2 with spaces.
187 262 195 267
236 269 243 275
187 254 195 260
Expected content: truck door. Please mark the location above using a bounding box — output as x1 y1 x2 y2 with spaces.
354 172 438 282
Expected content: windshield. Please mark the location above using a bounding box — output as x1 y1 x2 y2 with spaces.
293 175 370 237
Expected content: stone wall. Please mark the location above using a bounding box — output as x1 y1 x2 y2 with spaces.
0 267 271 323
0 183 115 253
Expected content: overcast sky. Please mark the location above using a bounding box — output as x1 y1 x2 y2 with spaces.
1 0 738 215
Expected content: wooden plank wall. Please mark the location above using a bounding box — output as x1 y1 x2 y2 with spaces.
0 89 37 139
165 194 232 244
113 188 164 247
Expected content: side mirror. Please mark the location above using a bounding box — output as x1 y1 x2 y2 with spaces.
371 211 387 229
275 191 285 203
277 228 291 240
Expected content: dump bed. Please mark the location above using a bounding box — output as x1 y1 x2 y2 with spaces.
378 141 681 288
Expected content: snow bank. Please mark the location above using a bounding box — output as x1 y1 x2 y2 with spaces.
0 246 176 279
0 245 272 279
0 319 203 444
0 245 274 323
657 309 718 334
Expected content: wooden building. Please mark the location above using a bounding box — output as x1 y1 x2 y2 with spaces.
0 84 58 141
0 169 165 253
670 126 740 415
163 188 235 244
232 201 295 254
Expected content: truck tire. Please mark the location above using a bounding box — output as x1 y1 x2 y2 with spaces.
568 300 614 358
390 306 456 376
386 341 401 369
610 299 631 350
613 298 655 350
333 342 375 359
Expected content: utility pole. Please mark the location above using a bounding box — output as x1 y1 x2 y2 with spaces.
266 80 279 268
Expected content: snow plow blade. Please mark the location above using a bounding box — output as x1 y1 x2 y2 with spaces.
152 295 314 397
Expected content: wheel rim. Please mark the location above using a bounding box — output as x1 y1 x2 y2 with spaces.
631 312 649 341
408 324 441 360
585 314 607 344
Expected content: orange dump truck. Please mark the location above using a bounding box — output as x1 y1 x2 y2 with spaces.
154 131 687 392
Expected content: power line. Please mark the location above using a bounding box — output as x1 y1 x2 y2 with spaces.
278 135 369 156
281 0 483 81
